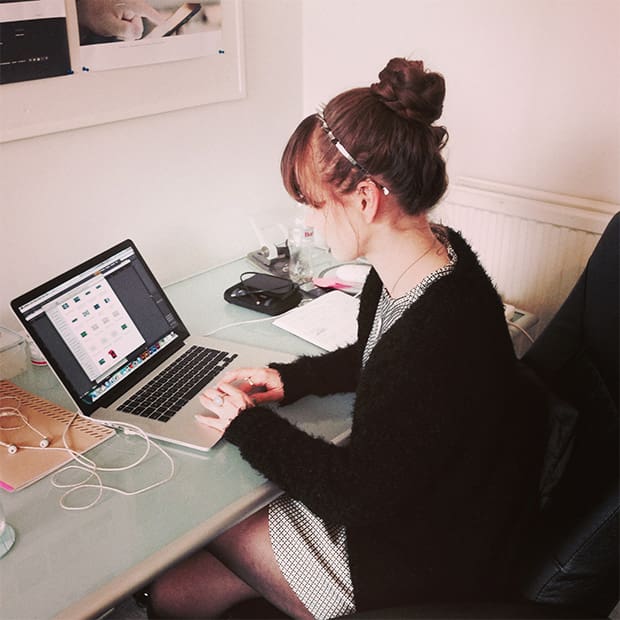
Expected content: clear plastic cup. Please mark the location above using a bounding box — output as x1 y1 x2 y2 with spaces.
0 498 16 558
288 224 314 284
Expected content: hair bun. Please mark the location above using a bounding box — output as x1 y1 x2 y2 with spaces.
370 58 445 125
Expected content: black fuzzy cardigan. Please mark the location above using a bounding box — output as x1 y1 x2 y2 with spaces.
225 229 545 612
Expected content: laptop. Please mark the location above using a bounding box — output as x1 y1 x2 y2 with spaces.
10 239 294 451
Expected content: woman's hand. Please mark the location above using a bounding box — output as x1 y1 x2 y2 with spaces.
196 367 284 433
216 367 284 404
77 0 163 40
198 382 254 433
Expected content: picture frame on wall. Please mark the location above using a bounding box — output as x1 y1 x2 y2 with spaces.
0 0 245 142
77 0 223 71
0 0 71 85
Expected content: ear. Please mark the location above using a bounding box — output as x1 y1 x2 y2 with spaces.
355 179 382 224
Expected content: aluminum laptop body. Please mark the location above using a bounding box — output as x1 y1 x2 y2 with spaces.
10 239 293 451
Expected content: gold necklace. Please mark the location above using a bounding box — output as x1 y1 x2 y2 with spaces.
389 239 437 296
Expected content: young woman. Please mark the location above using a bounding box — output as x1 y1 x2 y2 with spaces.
148 57 545 619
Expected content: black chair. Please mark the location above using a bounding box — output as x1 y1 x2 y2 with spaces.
517 211 619 618
229 213 620 620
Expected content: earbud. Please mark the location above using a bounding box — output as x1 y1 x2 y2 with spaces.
0 441 19 455
0 437 50 452
0 406 51 452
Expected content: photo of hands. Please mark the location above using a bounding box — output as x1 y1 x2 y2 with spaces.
77 0 223 72
77 0 221 45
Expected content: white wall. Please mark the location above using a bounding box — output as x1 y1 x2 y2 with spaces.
2 0 619 331
301 0 620 205
0 0 303 329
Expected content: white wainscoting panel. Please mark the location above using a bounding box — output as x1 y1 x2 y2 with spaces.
433 178 618 346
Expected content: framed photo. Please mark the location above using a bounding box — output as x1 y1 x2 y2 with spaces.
0 0 245 142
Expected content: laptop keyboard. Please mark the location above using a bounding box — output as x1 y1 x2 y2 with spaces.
118 345 237 422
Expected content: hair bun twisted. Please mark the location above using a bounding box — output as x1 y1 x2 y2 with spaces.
370 58 445 125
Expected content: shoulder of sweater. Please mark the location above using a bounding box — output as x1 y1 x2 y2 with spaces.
446 227 485 271
361 227 486 285
356 228 503 339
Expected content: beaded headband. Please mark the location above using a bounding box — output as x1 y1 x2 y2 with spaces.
316 106 390 195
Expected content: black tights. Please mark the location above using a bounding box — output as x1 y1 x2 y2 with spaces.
146 507 312 619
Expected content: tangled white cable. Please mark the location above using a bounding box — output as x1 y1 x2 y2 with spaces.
0 396 175 511
0 397 51 454
52 415 175 511
506 319 535 343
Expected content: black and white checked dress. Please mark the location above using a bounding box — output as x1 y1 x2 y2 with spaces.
269 237 457 620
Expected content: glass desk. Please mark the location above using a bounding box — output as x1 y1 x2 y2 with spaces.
1 258 353 620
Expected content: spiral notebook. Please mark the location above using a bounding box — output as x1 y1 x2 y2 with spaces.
0 381 114 492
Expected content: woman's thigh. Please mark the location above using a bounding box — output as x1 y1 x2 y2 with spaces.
209 506 313 619
148 506 313 619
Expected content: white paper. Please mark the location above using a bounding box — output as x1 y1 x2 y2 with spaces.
273 291 360 352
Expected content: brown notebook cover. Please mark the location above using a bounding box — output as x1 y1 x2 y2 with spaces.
0 380 114 492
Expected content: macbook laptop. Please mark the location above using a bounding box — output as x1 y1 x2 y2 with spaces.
10 239 293 451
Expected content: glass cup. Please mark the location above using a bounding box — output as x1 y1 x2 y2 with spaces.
0 498 16 558
287 224 314 284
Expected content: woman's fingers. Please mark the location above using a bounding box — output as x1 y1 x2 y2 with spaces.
217 367 284 402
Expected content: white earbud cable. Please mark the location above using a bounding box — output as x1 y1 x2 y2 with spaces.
0 401 175 511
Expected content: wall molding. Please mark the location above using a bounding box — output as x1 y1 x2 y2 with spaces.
448 177 618 234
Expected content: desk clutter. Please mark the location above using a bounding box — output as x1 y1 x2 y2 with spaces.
0 380 114 492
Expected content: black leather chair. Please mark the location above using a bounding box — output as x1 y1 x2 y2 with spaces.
517 211 619 618
228 213 619 620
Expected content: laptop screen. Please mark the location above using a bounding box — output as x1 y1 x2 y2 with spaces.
11 240 190 415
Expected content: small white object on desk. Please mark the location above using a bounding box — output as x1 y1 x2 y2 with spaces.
273 291 360 351
24 333 47 366
315 263 371 294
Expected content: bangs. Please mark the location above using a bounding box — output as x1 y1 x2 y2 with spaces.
281 112 351 208
281 115 323 205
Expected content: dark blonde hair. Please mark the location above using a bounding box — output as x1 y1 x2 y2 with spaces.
281 58 449 215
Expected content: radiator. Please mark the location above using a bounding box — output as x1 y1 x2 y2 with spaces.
433 178 618 341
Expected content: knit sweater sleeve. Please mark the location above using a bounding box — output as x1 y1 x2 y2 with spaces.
222 313 468 527
224 405 356 519
226 243 521 528
269 342 360 405
222 295 471 527
265 269 380 405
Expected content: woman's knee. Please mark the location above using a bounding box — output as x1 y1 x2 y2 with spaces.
146 573 181 619
147 550 256 619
